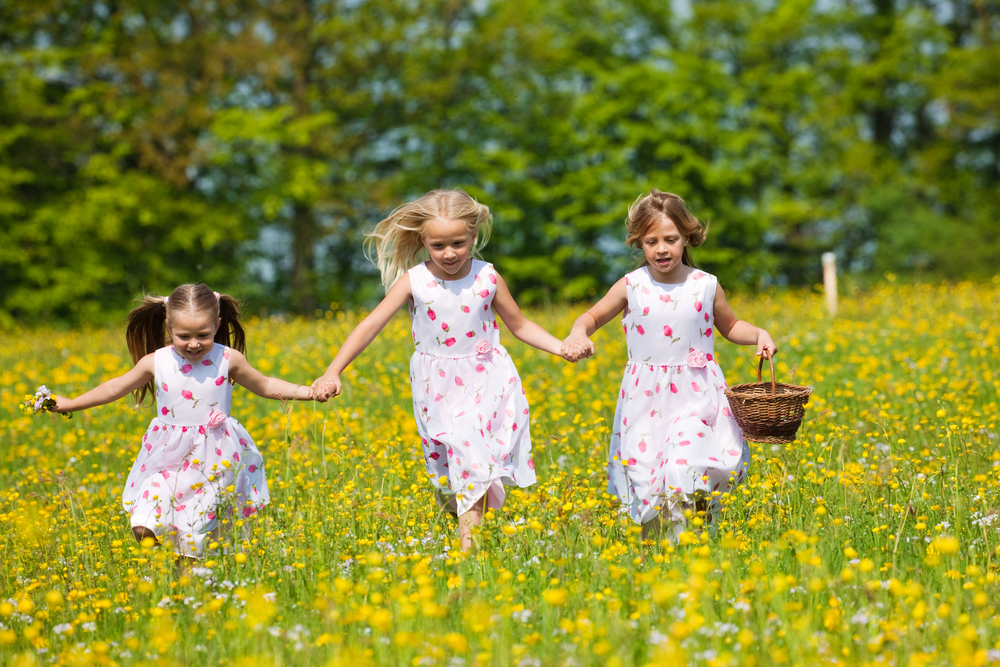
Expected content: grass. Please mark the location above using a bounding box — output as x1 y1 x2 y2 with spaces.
1 276 1000 666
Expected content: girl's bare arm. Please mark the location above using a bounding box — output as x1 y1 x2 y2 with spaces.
561 278 629 360
311 274 414 400
713 284 777 357
228 349 314 400
53 354 156 412
491 273 565 357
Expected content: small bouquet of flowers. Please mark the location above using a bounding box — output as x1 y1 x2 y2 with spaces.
19 385 72 419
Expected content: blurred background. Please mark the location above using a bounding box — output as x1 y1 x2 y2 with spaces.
1 0 997 325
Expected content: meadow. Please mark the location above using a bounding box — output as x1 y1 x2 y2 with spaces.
2 277 1000 667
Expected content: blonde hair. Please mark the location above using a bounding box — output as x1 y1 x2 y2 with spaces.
125 284 247 405
625 189 708 268
365 189 493 290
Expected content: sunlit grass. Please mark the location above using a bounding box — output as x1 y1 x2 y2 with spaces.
2 276 1000 666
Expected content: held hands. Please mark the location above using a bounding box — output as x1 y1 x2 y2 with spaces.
311 374 342 402
560 334 595 363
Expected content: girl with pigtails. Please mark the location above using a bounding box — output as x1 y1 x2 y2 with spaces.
312 189 569 552
53 284 313 559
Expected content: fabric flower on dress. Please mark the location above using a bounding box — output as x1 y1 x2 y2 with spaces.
206 409 227 429
686 349 708 368
475 339 493 358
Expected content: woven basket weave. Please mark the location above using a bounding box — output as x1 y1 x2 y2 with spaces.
724 353 811 444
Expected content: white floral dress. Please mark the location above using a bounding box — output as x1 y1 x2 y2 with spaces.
122 345 268 557
607 267 750 526
408 260 536 515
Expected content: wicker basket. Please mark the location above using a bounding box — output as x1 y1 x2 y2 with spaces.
724 353 812 444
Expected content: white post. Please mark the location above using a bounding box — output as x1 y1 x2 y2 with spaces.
822 252 837 317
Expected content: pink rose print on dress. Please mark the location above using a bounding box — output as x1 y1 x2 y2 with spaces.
455 376 465 387
215 375 226 386
686 349 708 368
441 322 450 332
207 409 226 429
427 308 437 321
636 325 645 335
691 381 701 391
479 289 490 298
202 359 212 366
663 325 672 336
659 293 671 303
489 273 497 284
462 306 470 313
162 382 168 391
181 364 193 373
161 407 169 415
181 390 194 400
427 280 437 288
475 339 492 357
694 300 703 312
443 338 457 347
638 440 647 453
670 383 678 393
642 307 650 316
465 331 476 338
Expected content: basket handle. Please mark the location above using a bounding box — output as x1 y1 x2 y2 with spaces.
756 350 777 396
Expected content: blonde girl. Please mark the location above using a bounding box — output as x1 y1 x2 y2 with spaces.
54 284 313 558
562 189 777 539
313 189 566 551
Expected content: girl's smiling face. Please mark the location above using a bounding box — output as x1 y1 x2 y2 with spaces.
642 215 689 283
423 217 475 280
169 311 221 363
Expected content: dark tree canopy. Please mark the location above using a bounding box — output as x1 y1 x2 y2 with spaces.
2 0 998 324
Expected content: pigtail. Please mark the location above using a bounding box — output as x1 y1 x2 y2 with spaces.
216 294 247 357
365 189 494 291
126 295 169 405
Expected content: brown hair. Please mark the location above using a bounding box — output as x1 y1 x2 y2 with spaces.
365 189 493 290
625 189 708 268
125 284 247 405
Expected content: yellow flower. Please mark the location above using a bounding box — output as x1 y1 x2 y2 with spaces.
542 588 568 606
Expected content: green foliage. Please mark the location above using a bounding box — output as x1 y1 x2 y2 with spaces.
1 0 999 321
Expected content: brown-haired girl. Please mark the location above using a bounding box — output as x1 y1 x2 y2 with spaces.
312 189 569 552
53 284 313 558
561 189 777 540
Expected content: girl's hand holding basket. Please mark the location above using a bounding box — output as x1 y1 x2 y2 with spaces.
724 351 811 444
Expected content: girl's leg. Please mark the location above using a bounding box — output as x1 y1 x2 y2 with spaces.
644 494 690 542
435 488 459 518
641 516 662 541
457 495 488 552
131 526 158 544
